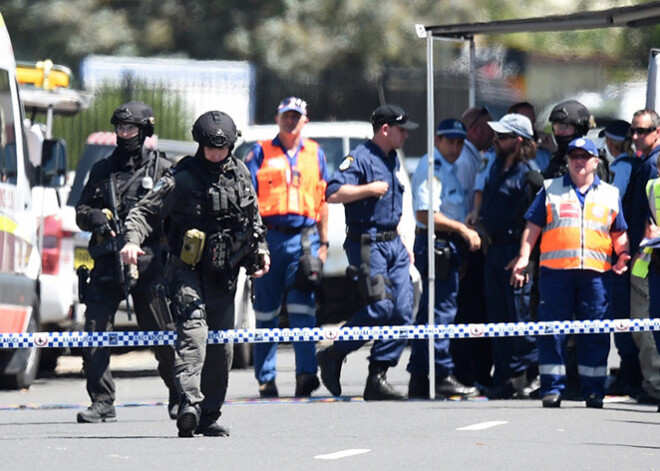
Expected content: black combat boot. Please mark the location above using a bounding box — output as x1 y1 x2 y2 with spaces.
195 410 230 437
177 398 200 438
317 345 345 396
76 402 117 423
295 373 320 397
364 363 405 401
436 375 479 399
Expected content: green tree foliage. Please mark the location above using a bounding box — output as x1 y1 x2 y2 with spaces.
4 0 655 85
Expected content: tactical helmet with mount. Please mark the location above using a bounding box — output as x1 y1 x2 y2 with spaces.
192 111 240 149
549 100 591 136
110 101 155 137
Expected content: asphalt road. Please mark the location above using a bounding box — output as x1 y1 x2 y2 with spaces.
1 344 659 470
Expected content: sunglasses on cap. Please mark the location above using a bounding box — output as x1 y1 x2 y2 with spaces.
630 126 657 136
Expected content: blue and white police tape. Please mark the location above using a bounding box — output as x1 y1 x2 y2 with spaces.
2 318 660 349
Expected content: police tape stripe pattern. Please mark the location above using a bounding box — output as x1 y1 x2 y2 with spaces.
3 318 660 348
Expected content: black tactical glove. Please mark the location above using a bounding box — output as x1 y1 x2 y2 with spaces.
88 209 110 232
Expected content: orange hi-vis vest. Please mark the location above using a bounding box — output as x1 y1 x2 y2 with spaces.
539 177 620 272
256 139 327 220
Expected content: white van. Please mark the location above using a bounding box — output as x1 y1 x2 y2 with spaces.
234 121 421 326
0 13 68 388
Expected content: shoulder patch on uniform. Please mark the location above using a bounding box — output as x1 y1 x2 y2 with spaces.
479 157 489 172
339 155 354 171
245 150 254 163
152 177 168 193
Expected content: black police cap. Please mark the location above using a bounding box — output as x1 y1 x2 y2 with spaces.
371 104 418 130
598 119 631 142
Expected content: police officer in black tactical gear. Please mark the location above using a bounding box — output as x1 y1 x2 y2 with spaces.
543 99 608 180
75 101 178 424
121 110 269 438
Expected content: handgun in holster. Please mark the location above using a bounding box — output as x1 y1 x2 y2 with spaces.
294 228 323 292
151 280 175 330
434 239 452 281
346 233 392 305
77 266 90 304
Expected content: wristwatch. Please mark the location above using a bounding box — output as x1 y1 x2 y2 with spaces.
320 241 330 248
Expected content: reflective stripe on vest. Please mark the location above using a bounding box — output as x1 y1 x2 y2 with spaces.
632 178 660 278
255 139 327 220
539 178 619 272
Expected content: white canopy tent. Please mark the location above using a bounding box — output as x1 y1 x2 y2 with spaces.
414 2 660 399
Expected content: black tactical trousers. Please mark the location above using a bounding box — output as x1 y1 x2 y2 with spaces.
167 258 235 412
82 279 177 404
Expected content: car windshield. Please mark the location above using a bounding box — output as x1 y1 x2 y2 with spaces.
235 137 367 174
66 144 114 206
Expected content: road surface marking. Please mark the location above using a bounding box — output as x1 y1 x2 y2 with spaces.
457 421 508 431
315 449 371 460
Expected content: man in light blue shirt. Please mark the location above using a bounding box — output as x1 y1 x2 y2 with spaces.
407 118 481 399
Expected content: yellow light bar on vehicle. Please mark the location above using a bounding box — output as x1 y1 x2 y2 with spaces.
16 59 71 90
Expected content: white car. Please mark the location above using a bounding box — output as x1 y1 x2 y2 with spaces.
234 121 421 325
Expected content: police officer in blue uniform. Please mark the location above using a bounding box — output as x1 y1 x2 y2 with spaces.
406 118 480 399
600 120 643 396
316 103 416 400
480 113 540 399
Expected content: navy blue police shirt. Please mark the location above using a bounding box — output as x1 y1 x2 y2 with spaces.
481 158 538 241
326 140 404 234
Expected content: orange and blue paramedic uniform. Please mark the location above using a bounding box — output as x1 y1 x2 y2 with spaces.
325 140 414 365
525 174 627 400
245 136 328 385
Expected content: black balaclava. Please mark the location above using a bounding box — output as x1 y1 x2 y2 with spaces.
117 127 145 160
554 133 581 158
194 145 225 175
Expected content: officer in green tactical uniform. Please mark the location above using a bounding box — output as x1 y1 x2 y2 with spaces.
75 101 177 424
121 111 269 438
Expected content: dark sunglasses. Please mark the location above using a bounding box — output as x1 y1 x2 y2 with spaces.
495 132 517 140
630 126 657 136
468 106 490 129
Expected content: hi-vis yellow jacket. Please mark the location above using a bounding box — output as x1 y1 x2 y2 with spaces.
631 178 660 278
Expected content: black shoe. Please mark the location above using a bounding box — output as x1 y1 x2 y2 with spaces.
436 375 479 399
486 381 515 400
363 365 405 401
77 402 117 423
541 393 561 408
295 373 320 397
177 399 200 438
637 392 660 405
195 410 230 437
258 380 279 398
317 346 345 396
408 374 430 399
585 394 603 409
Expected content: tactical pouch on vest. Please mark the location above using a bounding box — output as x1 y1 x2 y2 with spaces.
204 232 229 273
434 239 452 281
294 228 324 292
180 229 206 266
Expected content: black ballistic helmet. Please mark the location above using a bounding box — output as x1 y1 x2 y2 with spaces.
110 101 155 137
192 111 240 149
549 100 591 136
